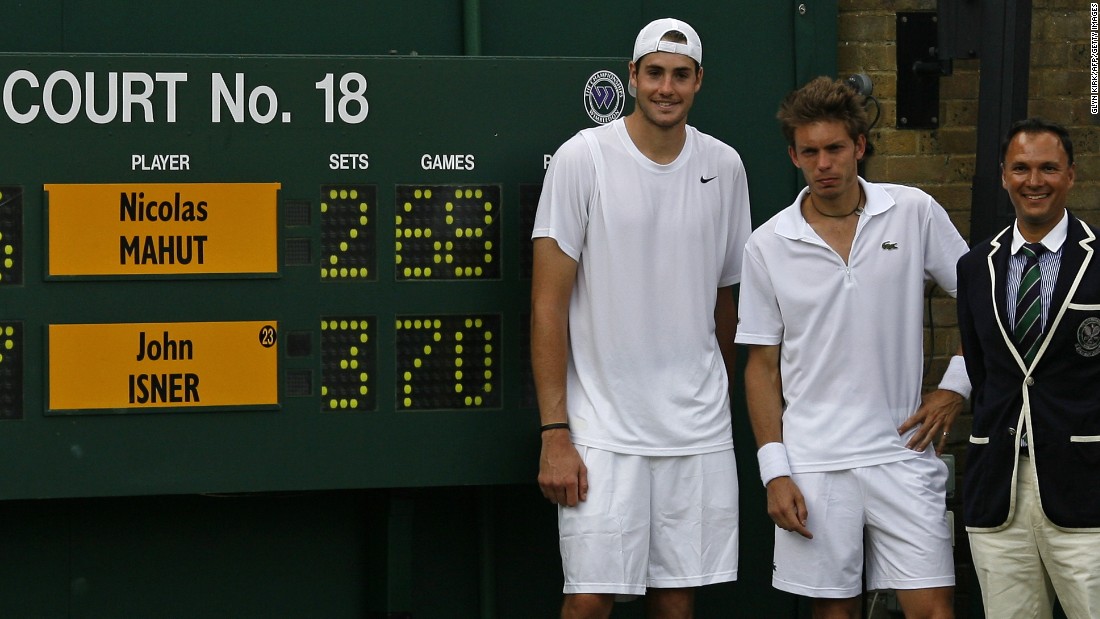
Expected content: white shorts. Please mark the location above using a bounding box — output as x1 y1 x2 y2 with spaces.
773 452 955 598
558 445 739 595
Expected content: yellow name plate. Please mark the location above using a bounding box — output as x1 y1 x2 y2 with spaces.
45 182 280 276
48 321 279 412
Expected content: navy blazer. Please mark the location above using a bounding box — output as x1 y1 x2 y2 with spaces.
957 212 1100 531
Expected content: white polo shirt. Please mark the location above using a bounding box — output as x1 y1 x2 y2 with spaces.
735 179 968 472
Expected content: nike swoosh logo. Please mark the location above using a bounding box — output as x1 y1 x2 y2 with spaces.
700 176 718 183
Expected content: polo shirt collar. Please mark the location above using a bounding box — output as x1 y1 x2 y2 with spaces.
774 177 893 240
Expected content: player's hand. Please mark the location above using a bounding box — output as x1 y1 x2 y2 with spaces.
766 476 812 539
537 430 588 507
898 389 964 455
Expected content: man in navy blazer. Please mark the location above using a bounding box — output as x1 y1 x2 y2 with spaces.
957 117 1100 619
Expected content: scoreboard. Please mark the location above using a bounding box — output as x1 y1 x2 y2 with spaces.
0 54 628 499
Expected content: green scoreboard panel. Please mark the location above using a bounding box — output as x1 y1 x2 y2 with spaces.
0 54 628 499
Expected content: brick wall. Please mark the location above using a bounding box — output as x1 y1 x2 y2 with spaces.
837 1 1096 616
840 1 1097 229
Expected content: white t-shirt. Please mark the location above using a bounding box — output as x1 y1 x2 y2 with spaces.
532 118 752 456
735 179 968 471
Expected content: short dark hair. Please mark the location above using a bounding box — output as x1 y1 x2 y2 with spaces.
635 30 701 73
776 76 869 148
1000 117 1074 165
662 30 688 44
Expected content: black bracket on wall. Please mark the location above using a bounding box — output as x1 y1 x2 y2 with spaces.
896 12 951 129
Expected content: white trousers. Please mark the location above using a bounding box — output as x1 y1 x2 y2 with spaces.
969 456 1100 619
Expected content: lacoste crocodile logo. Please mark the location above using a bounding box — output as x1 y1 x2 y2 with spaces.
882 241 899 250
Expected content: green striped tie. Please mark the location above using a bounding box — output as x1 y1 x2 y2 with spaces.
1013 243 1045 365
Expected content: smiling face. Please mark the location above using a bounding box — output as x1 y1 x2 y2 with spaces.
788 120 866 204
1002 130 1075 240
628 51 702 130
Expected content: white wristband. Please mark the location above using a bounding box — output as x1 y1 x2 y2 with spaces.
757 442 792 487
937 355 972 400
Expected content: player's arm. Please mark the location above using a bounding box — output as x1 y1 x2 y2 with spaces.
899 344 967 455
530 237 587 507
744 343 812 538
900 204 971 453
715 286 738 401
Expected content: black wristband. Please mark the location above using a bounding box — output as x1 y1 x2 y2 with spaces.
540 422 570 433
